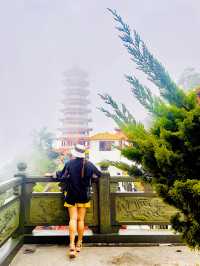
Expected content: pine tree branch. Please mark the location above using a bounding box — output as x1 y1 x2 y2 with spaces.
126 74 163 114
97 106 124 127
106 160 143 176
106 160 152 182
108 8 186 107
98 93 136 126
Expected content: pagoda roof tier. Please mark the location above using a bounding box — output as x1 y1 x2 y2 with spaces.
59 128 92 133
62 92 89 97
61 108 91 114
61 103 90 109
60 133 91 136
63 80 89 88
56 134 90 140
60 118 92 123
60 123 91 127
61 113 91 117
59 126 92 130
61 99 90 105
60 117 92 124
60 124 90 129
61 118 91 123
63 86 89 90
62 89 90 96
61 105 90 111
59 135 90 139
63 68 88 79
61 113 91 118
61 106 91 110
61 95 87 100
61 114 91 119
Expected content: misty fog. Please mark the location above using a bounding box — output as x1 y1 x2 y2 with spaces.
0 0 199 176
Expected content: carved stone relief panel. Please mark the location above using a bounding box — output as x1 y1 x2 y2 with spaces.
115 196 177 224
29 195 97 226
0 199 20 245
0 193 6 207
29 196 66 225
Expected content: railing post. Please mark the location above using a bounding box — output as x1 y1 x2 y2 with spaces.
98 169 112 234
142 182 153 193
13 162 28 237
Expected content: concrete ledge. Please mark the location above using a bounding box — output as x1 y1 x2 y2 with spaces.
0 237 23 266
24 233 181 245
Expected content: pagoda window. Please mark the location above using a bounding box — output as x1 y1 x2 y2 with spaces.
99 141 114 151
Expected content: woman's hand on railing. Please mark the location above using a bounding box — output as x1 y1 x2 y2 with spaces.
44 172 54 177
92 176 99 183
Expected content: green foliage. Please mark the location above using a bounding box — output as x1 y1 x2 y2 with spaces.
126 75 163 114
33 182 60 192
120 93 200 248
100 8 200 248
107 8 188 109
106 160 143 177
100 10 193 126
33 183 46 192
97 160 110 169
29 149 57 175
32 127 54 152
30 127 59 175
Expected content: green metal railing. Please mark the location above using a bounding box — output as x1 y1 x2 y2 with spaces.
0 163 180 265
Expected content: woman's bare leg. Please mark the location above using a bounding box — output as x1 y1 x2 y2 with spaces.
77 207 86 243
68 206 77 246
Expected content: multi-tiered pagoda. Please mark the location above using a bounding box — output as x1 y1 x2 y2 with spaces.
57 68 92 153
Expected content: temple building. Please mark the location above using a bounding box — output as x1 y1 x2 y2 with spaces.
89 130 130 176
54 67 92 154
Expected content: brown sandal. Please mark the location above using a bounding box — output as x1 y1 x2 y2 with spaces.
76 241 83 252
69 244 76 258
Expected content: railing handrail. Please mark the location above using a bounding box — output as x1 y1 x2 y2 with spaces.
24 176 55 182
24 176 138 184
0 177 22 194
110 176 138 182
0 175 141 185
0 166 180 266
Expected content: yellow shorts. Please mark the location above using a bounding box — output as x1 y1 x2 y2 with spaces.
63 192 91 208
64 201 91 208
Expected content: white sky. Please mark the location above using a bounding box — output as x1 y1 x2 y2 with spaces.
0 0 200 164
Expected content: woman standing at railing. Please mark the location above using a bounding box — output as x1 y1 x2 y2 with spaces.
55 144 101 259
